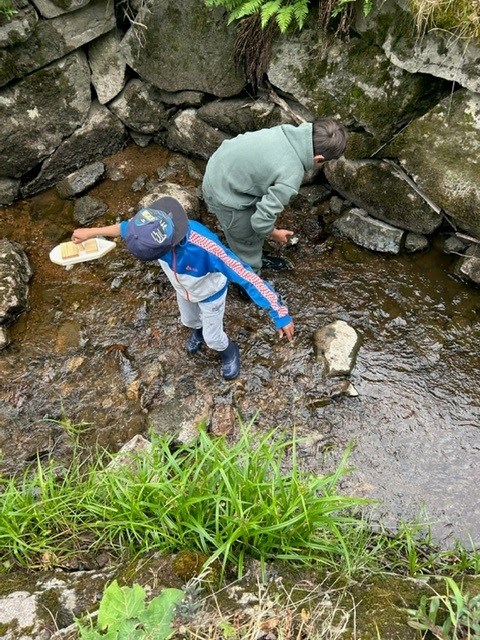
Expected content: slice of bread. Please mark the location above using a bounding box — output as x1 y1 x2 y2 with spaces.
83 239 99 253
60 242 80 259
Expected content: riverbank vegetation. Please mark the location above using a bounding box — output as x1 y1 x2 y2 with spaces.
1 420 479 637
203 0 480 40
1 420 479 579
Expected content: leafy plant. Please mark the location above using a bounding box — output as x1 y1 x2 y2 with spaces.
0 0 17 20
76 580 184 640
204 0 372 33
407 577 480 639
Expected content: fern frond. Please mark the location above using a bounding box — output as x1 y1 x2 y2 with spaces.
260 0 283 27
293 0 309 28
275 4 295 32
230 0 266 20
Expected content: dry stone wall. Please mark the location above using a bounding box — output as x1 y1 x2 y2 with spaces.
0 0 479 281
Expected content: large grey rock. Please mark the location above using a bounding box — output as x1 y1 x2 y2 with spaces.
0 50 91 179
0 0 37 47
31 0 91 19
109 79 170 134
22 101 126 197
0 178 19 206
385 89 480 238
56 162 105 199
197 97 312 136
139 182 201 220
165 109 230 161
324 158 443 234
268 31 449 155
121 0 244 98
73 195 108 224
313 320 361 377
333 208 405 254
88 28 126 104
0 239 33 327
0 0 115 88
356 0 480 94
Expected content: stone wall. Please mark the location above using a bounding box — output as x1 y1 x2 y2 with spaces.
0 0 479 279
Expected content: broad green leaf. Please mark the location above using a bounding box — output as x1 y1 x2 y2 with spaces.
140 588 184 637
98 580 146 631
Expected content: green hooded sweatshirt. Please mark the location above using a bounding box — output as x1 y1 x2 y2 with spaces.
203 123 314 238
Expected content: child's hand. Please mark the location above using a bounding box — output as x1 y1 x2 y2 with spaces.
278 321 294 342
269 228 294 245
72 228 94 243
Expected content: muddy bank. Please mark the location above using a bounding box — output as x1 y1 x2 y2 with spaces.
0 142 479 550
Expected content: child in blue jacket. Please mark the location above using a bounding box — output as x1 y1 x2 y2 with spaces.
71 196 295 380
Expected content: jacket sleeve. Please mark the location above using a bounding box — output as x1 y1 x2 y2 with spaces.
194 234 292 329
250 182 299 237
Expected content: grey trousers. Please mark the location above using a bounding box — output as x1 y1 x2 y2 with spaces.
176 290 229 352
203 185 264 273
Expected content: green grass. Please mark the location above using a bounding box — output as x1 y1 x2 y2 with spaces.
0 422 368 577
1 420 479 583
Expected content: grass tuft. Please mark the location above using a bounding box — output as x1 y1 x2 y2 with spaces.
408 0 480 41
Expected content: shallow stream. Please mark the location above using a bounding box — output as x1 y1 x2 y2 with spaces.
1 143 479 549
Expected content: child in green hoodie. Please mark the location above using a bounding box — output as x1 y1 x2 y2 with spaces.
202 118 347 273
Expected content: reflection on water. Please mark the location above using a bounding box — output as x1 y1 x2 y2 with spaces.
0 142 479 548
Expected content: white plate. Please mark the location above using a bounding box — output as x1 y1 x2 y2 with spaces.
49 238 117 267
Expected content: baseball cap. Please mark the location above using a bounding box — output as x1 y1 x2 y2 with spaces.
124 196 189 261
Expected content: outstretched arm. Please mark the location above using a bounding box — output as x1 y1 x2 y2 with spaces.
72 223 121 244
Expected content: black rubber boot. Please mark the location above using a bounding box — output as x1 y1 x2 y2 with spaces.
220 339 240 380
261 252 291 272
186 328 204 354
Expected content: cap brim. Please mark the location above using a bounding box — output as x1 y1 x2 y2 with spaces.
150 196 188 245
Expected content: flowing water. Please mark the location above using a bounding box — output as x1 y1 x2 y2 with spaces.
1 142 479 549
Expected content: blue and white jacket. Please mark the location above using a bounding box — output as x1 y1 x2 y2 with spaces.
120 219 292 330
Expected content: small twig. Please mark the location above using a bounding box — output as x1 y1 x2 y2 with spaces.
263 83 306 125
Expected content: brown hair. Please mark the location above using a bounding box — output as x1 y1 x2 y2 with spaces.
313 117 347 160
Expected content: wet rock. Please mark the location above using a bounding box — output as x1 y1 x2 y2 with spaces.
73 195 108 225
109 79 170 135
210 403 235 436
0 239 33 326
385 90 480 238
165 109 230 161
314 320 361 377
157 155 204 184
455 245 480 286
129 130 153 147
443 234 470 255
56 162 105 199
330 195 346 215
293 184 331 209
139 182 201 220
0 325 8 350
197 97 310 136
107 434 152 470
333 208 405 254
404 232 429 253
325 158 443 234
131 173 148 192
88 28 126 104
0 178 19 206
